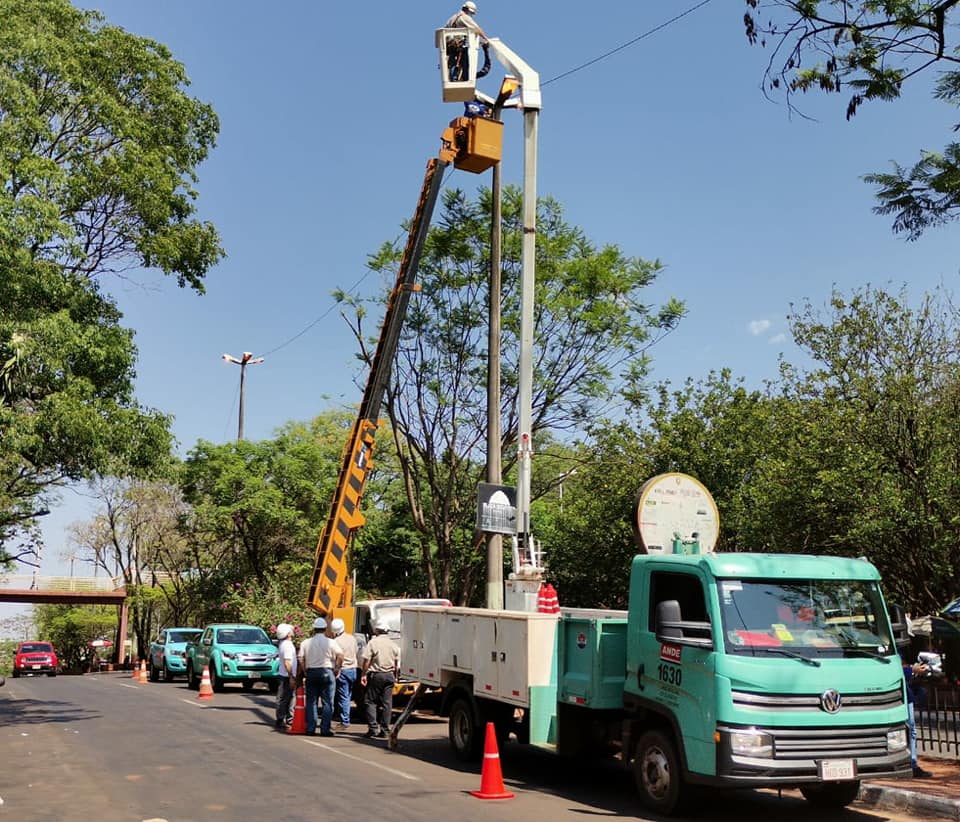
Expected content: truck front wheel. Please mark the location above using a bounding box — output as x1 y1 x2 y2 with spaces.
449 696 482 761
187 662 199 690
800 781 860 809
633 729 684 815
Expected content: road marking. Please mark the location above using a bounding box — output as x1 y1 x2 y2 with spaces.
179 699 206 707
302 739 421 781
118 683 139 690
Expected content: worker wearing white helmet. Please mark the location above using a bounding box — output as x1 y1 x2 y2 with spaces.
329 617 360 730
297 616 343 736
360 617 401 739
274 623 298 730
443 1 488 83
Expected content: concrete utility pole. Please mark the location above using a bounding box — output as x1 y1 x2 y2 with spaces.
222 351 264 441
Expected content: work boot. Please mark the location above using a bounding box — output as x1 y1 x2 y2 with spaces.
913 766 933 778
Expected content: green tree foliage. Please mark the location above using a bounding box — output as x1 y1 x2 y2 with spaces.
179 414 354 616
352 186 684 602
0 0 223 564
0 0 223 288
33 603 117 673
742 1 960 237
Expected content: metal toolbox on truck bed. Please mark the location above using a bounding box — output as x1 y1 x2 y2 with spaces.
557 608 628 710
401 606 559 707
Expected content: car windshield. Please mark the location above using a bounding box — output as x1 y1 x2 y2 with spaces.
20 643 52 653
717 578 895 660
169 630 201 643
216 628 270 645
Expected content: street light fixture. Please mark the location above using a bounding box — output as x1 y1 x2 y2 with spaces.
222 351 264 441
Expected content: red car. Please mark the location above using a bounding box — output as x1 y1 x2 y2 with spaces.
13 641 58 677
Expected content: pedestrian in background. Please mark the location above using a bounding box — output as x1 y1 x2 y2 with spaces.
330 617 359 730
299 617 344 737
360 618 400 739
902 652 933 778
274 623 298 730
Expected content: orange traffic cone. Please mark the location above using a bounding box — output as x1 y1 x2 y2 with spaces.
536 582 560 614
470 722 514 800
131 659 139 678
138 660 148 683
198 667 214 700
287 686 306 735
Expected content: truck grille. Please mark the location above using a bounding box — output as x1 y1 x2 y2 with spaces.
731 687 902 712
772 725 891 758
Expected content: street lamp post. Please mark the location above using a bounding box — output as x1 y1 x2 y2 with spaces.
222 351 264 441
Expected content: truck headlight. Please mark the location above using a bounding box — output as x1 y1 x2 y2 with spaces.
886 727 908 752
727 730 773 758
222 651 237 660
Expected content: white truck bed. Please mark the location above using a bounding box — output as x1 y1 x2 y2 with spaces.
401 606 559 707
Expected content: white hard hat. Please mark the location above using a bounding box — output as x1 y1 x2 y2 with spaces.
375 618 391 633
313 617 327 631
330 618 345 636
275 623 293 640
462 1 477 13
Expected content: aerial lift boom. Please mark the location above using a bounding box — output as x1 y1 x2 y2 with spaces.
307 123 502 625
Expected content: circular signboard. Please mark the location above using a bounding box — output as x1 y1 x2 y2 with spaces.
632 473 719 554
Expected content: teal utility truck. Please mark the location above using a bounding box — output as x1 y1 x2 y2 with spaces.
399 474 911 814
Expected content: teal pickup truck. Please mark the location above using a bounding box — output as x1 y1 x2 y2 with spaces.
148 627 202 682
185 623 280 693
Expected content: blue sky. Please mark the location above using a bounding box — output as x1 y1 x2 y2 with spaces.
9 1 960 603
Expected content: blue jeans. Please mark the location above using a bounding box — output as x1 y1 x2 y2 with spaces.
305 668 336 734
335 667 357 725
908 700 918 766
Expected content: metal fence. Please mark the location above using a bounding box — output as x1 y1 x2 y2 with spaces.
0 574 123 592
916 683 960 757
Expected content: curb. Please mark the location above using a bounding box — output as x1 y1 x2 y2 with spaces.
860 782 960 821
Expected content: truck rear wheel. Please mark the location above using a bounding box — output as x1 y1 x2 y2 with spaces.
800 781 860 809
449 696 482 761
633 729 684 815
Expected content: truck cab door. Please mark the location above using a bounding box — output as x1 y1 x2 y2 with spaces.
634 569 718 777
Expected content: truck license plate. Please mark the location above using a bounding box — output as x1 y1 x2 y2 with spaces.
247 672 261 679
31 664 40 669
818 759 856 781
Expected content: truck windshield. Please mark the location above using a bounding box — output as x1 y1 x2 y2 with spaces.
717 578 894 660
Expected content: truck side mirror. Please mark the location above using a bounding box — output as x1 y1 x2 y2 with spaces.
888 603 911 649
656 599 714 650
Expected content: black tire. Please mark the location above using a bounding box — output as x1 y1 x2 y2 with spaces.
163 664 174 683
242 680 255 691
187 661 199 690
210 664 224 692
267 679 279 695
800 781 861 809
633 729 684 815
448 696 482 761
12 670 19 678
47 670 57 678
149 661 160 682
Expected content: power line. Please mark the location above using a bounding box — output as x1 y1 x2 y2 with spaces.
542 0 715 87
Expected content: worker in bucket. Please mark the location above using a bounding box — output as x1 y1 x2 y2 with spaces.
443 2 489 82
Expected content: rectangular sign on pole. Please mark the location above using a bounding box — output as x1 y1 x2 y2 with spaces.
476 483 517 535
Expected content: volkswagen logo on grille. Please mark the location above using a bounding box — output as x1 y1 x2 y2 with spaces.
820 688 842 713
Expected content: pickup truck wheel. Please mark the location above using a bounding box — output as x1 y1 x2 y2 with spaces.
187 662 199 690
210 665 224 692
163 664 174 683
800 781 860 809
149 661 160 682
634 729 684 815
449 696 482 762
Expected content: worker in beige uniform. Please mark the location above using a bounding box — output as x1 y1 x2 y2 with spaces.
360 618 400 739
330 617 359 730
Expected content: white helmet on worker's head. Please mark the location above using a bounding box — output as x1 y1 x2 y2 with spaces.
374 618 391 633
313 617 327 631
275 623 293 640
330 618 346 637
462 1 477 14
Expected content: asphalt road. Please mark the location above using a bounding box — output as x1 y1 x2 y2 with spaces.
0 672 941 822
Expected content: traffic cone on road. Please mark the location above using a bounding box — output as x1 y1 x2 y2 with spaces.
130 659 139 678
138 660 148 683
287 686 306 735
470 722 514 800
198 668 214 700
